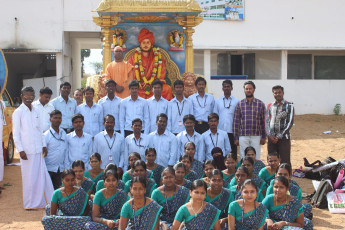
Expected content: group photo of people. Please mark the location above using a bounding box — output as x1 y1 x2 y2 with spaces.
6 68 314 230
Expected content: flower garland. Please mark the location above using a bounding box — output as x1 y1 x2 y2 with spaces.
169 33 184 48
134 47 162 95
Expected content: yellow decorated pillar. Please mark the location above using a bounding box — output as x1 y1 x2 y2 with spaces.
176 16 203 73
93 16 119 71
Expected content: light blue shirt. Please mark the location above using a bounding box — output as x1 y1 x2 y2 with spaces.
44 127 68 172
50 96 77 129
119 96 149 135
176 130 205 162
98 95 121 131
147 96 168 133
202 129 231 160
93 130 124 169
66 131 93 169
76 102 103 137
213 95 240 133
189 92 215 122
167 97 193 134
124 133 150 169
148 129 178 167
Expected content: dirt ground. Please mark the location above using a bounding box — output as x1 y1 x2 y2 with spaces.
0 114 345 229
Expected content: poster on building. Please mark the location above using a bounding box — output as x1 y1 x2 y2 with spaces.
197 0 244 21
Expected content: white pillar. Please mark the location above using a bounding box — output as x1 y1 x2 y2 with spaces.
71 38 81 92
281 50 288 80
204 49 211 81
55 52 63 94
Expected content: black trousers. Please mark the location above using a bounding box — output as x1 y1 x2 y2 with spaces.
49 170 62 190
227 133 237 155
195 121 209 134
267 138 291 166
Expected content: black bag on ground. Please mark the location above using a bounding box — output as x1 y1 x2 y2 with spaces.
311 179 333 209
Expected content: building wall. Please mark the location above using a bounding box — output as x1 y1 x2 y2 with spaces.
0 0 63 50
194 0 345 50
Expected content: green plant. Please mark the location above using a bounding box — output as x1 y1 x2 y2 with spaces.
333 104 341 115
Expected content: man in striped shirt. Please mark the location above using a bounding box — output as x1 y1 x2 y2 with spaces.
233 81 266 160
265 85 294 165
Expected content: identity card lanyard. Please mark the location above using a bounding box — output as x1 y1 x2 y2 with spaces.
132 197 146 230
241 199 256 225
196 95 207 108
210 133 218 147
176 101 185 116
223 97 232 109
50 130 64 142
163 185 177 216
104 132 116 150
134 137 145 148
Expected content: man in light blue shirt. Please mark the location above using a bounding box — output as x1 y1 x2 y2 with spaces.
148 113 178 167
50 82 77 133
98 80 121 132
76 87 103 137
213 80 240 154
66 113 93 169
202 113 231 160
44 110 68 190
168 80 193 135
147 80 168 133
93 114 124 170
124 118 150 169
189 77 215 134
176 114 205 162
119 80 149 137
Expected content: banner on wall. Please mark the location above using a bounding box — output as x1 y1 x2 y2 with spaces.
197 0 244 21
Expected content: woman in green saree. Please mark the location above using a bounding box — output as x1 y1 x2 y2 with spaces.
172 179 221 230
119 176 163 230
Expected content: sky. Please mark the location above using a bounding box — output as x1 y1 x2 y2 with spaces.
83 49 103 75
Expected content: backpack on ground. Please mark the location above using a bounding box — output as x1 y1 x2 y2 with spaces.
311 179 333 209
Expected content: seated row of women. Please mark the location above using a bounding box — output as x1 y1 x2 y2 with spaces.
42 158 313 230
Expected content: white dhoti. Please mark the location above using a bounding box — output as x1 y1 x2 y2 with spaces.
20 153 54 209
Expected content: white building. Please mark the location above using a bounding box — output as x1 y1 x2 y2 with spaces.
1 0 344 114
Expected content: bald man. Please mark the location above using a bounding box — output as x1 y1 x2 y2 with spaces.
104 46 134 99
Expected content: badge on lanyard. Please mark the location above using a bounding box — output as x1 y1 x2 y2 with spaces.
109 155 113 161
178 120 183 126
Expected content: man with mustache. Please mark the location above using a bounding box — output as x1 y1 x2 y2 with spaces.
233 81 266 160
265 85 294 165
128 28 173 100
13 86 54 209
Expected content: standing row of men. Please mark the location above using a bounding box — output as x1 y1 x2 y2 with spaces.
11 77 294 210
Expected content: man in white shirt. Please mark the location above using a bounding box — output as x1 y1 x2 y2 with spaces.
124 118 150 167
76 87 103 137
176 114 204 162
98 80 121 133
147 80 168 133
168 80 193 135
93 114 124 170
119 80 149 137
202 113 231 160
66 113 93 169
50 82 77 133
44 110 68 190
213 80 240 154
73 88 83 106
32 87 55 133
189 77 215 134
148 113 178 167
12 86 54 209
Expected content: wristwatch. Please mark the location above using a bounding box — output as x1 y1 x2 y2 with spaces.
285 221 289 226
